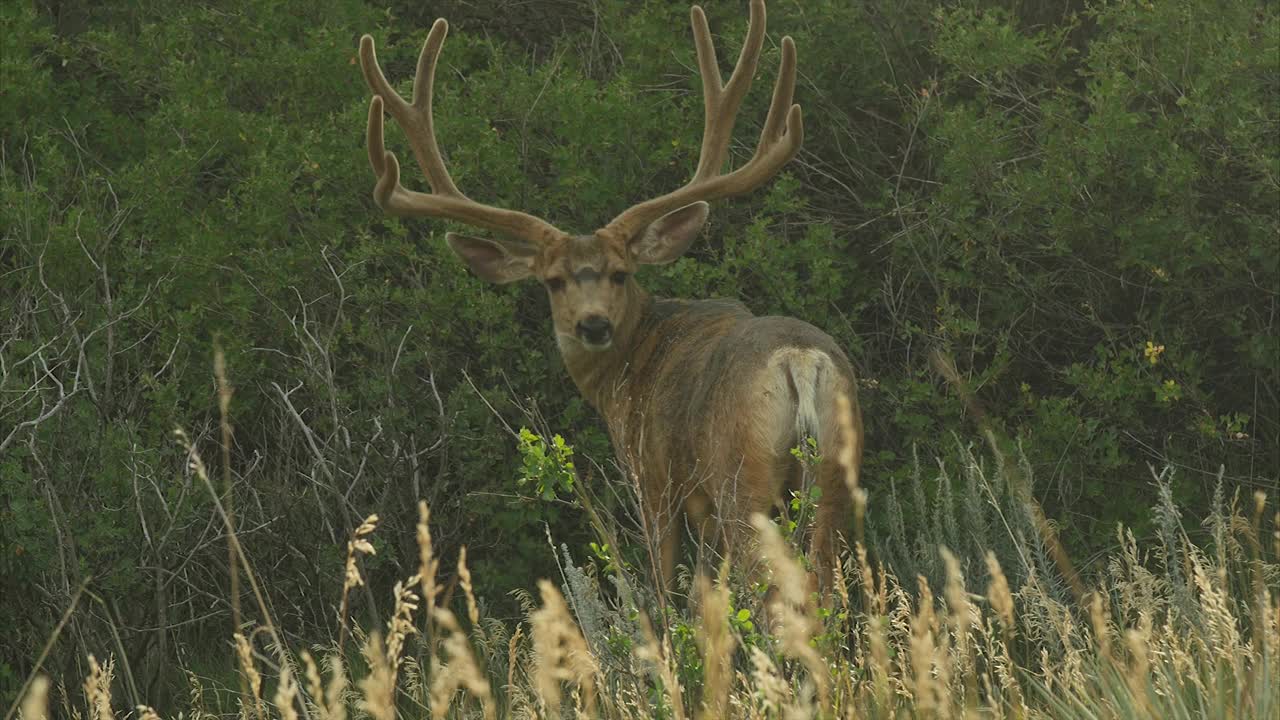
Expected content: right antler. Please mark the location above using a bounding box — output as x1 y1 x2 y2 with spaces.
359 21 566 246
602 0 803 242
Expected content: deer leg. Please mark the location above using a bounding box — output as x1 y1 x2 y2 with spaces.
715 450 785 589
808 456 853 601
718 492 782 633
642 482 682 594
685 489 721 582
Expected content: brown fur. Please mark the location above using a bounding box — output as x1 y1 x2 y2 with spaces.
546 232 863 593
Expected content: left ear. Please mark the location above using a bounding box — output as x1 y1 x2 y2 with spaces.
629 201 709 265
446 233 537 284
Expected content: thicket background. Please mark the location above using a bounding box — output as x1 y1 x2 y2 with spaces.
2 0 1276 707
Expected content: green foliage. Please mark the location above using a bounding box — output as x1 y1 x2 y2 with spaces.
789 436 822 467
517 427 576 502
1 0 1276 704
895 0 1280 548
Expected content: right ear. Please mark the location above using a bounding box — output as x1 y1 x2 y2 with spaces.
446 233 536 284
629 201 710 265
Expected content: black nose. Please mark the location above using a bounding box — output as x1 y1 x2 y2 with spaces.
576 315 613 345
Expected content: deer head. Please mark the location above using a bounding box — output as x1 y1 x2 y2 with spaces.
358 0 802 353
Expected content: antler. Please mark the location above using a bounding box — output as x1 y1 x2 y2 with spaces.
603 0 803 242
359 21 566 246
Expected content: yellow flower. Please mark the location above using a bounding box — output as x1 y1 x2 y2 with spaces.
1144 341 1165 365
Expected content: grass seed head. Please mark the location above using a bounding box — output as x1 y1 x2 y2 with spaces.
19 675 50 720
273 663 299 720
83 655 115 720
357 634 395 720
984 551 1015 632
530 579 598 717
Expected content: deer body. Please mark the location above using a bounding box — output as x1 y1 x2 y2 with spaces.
357 0 863 592
562 289 862 587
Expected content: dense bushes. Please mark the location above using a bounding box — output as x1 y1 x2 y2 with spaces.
2 0 1276 702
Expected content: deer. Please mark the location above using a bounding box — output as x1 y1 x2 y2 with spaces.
357 0 863 597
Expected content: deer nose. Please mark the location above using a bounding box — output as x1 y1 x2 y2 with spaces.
576 315 613 347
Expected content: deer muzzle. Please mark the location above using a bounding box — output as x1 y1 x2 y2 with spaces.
576 315 613 349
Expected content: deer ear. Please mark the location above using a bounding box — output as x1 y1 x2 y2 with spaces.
446 233 536 284
629 201 709 265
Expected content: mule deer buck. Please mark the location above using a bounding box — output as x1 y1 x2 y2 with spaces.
358 0 862 594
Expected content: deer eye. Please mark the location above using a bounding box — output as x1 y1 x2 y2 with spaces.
610 271 628 286
545 277 566 292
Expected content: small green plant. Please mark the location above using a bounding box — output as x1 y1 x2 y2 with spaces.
516 427 577 501
780 436 824 543
789 435 822 466
779 485 823 545
727 600 765 651
1155 378 1182 404
589 541 629 575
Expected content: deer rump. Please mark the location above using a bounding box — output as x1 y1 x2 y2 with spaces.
609 297 858 577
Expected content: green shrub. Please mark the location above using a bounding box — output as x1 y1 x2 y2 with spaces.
2 0 1275 702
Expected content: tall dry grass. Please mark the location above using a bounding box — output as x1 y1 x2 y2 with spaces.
10 446 1279 719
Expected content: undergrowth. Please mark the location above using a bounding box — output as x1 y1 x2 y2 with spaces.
11 426 1279 719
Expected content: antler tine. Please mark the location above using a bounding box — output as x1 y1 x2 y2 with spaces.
690 0 766 182
756 35 796 158
359 26 565 245
603 0 803 243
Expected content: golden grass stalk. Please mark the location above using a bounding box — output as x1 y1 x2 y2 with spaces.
417 501 440 630
865 613 892 710
385 575 422 674
747 646 788 716
831 557 852 620
908 575 944 716
941 546 978 707
1262 592 1280 677
337 514 379 655
695 572 734 720
635 613 685 720
273 663 299 720
941 547 976 640
984 551 1015 634
750 513 829 709
17 675 49 720
835 392 866 544
506 625 524 699
82 655 115 720
530 579 598 718
301 651 347 720
183 670 208 719
1087 591 1113 663
173 423 288 711
1123 613 1154 716
458 545 481 630
232 635 263 720
1273 510 1279 561
357 634 395 720
429 608 496 720
1248 492 1271 651
987 623 1025 717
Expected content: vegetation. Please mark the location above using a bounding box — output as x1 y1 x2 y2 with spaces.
2 0 1277 716
13 436 1280 718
